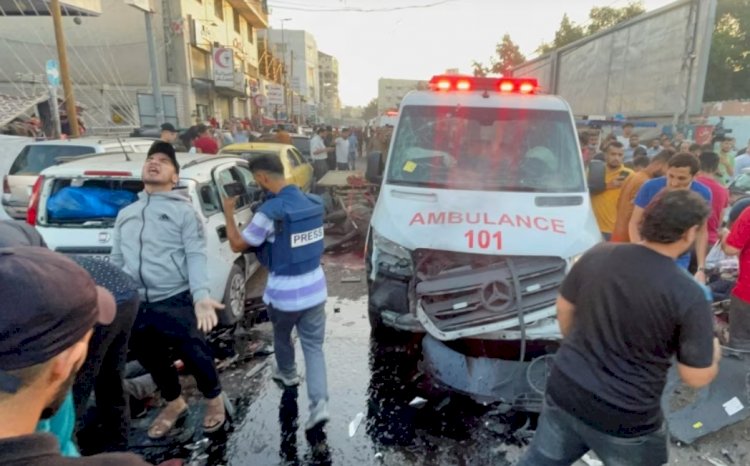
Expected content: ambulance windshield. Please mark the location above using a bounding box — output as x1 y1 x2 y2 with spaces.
386 106 584 193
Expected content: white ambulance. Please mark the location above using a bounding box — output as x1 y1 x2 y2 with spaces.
365 75 601 411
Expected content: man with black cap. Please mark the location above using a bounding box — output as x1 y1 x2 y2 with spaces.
0 220 139 453
111 142 226 439
0 246 149 465
158 123 178 145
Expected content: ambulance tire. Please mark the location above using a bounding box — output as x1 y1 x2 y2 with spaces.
220 264 246 326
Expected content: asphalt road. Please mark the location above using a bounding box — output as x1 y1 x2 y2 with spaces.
127 252 750 466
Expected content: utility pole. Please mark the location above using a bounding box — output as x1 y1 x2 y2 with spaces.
279 18 291 121
290 49 294 123
50 0 79 137
144 10 165 125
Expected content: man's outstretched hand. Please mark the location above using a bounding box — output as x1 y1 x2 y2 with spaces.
195 298 225 332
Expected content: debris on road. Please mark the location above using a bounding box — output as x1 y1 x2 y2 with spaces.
409 396 428 408
349 412 365 437
244 361 269 380
580 452 603 466
702 455 729 466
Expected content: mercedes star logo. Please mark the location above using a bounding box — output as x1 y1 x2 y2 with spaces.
479 279 513 313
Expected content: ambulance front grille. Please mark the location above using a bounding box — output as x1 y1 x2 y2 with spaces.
415 251 566 334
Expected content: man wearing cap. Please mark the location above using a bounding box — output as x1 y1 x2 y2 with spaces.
111 142 226 439
0 247 150 465
0 221 139 453
158 123 178 145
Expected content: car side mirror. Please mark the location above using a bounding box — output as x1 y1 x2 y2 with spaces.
366 151 384 184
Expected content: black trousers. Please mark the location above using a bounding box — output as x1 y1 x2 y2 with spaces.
73 294 139 452
129 291 222 401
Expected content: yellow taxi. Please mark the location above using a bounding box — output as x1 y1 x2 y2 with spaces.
220 142 314 192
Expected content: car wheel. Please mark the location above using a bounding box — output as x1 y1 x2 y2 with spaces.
220 264 246 326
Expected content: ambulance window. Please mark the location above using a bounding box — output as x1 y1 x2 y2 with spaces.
387 106 584 193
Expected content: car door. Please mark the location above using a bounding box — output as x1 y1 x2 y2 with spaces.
283 147 303 188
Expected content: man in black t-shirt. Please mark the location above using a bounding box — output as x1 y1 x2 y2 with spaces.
519 190 720 466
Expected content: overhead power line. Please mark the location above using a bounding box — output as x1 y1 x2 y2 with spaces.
268 0 455 13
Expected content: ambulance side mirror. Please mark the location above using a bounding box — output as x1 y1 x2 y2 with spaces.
366 151 384 184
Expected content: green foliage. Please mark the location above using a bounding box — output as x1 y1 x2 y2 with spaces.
362 98 379 121
537 3 645 54
704 0 750 101
472 33 526 77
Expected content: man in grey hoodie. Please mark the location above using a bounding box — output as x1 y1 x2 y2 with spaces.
111 142 226 439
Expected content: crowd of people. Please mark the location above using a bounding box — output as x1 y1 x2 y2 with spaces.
519 129 750 465
0 139 329 464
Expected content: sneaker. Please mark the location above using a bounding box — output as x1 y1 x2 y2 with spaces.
272 366 300 387
305 400 330 431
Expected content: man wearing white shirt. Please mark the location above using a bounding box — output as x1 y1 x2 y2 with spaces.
310 127 332 181
335 128 351 171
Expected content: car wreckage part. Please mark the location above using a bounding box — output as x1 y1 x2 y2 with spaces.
421 334 555 412
662 347 750 444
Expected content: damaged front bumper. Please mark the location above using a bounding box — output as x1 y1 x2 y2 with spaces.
415 251 566 341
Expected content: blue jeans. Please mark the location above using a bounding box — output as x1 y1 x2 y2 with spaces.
518 396 668 466
269 303 329 408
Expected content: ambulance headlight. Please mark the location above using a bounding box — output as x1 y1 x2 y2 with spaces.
372 230 413 276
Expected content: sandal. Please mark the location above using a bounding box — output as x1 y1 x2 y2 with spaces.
203 395 226 433
147 400 189 439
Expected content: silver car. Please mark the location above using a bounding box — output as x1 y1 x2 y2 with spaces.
2 138 154 219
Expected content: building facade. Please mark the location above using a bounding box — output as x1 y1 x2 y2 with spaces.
318 51 340 122
377 78 428 114
0 0 268 129
259 28 319 121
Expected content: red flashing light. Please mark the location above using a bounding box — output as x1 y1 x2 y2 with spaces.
429 75 539 94
498 80 515 92
83 170 133 177
435 79 452 91
26 176 44 226
456 79 472 91
519 82 535 94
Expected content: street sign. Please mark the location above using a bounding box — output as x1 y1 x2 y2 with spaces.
46 59 60 87
265 83 284 106
212 47 234 88
253 94 267 107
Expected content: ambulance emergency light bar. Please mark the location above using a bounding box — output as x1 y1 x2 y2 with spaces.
428 75 538 94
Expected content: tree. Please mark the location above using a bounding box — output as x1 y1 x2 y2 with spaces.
586 2 645 35
472 34 526 77
537 3 645 54
537 14 585 54
704 0 750 101
362 98 378 121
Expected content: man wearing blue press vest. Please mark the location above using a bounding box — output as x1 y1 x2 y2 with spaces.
223 154 329 431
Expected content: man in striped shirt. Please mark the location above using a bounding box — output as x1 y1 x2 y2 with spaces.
222 154 330 431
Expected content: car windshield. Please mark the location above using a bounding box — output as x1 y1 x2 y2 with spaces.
386 105 584 192
9 145 97 176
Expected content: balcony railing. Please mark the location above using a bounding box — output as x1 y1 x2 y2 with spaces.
228 0 268 28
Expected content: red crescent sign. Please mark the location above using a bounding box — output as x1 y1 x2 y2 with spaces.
213 48 232 69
